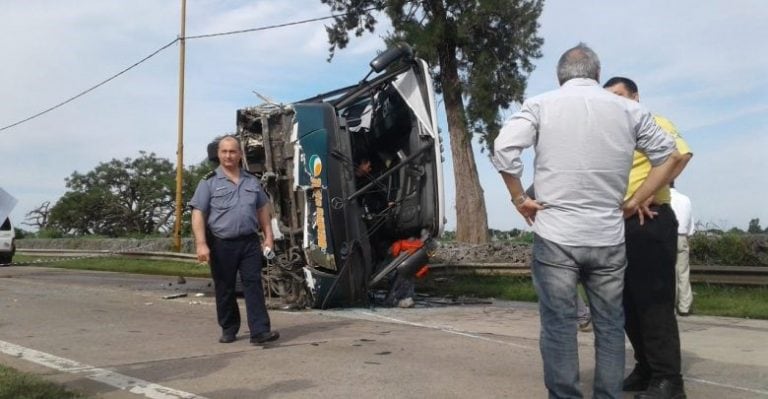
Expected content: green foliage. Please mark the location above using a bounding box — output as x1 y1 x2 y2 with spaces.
419 275 768 319
488 228 533 243
692 284 768 319
0 364 90 399
748 218 763 234
22 201 52 230
419 274 538 301
35 228 64 239
441 230 456 241
689 233 767 266
513 231 534 244
14 255 210 278
321 0 544 152
44 153 210 237
322 1 544 244
181 160 214 235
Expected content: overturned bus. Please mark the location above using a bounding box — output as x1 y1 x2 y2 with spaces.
210 44 444 309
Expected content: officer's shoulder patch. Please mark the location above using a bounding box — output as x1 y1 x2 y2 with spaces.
245 170 262 179
202 170 216 180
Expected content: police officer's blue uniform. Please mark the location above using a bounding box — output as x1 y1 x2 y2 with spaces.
190 167 272 341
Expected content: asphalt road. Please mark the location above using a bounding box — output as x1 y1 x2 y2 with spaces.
1 266 767 399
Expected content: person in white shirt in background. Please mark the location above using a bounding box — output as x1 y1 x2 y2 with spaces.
670 182 695 316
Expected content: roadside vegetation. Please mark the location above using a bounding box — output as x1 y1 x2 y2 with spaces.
12 220 768 320
690 231 768 266
0 365 90 399
417 274 768 320
691 284 768 319
14 255 210 278
14 254 768 319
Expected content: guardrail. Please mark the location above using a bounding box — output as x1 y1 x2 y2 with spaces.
17 248 197 262
427 263 768 286
16 250 768 285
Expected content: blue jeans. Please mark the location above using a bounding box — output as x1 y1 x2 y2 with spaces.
532 234 627 399
577 287 591 325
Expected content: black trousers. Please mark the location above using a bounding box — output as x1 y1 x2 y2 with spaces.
624 204 681 379
209 235 271 337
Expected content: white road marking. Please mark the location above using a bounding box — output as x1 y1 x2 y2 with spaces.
685 377 768 396
355 310 537 351
307 310 768 396
0 340 208 399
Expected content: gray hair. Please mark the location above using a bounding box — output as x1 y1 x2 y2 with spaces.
217 134 242 151
556 43 600 85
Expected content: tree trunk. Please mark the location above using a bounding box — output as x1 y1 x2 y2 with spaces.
436 36 489 244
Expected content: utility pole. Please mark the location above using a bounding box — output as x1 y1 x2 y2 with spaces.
172 0 187 252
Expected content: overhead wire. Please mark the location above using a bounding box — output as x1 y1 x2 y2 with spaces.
185 11 361 40
0 7 381 133
0 38 179 132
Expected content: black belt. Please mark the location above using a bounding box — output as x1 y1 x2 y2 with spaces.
213 233 259 242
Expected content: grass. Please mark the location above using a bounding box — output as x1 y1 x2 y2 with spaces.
14 255 210 278
691 284 768 319
417 274 768 320
419 274 538 302
11 256 768 319
0 365 90 399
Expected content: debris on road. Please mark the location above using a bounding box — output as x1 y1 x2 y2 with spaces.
162 293 187 300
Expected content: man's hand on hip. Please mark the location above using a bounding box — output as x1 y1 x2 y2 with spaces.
516 199 545 226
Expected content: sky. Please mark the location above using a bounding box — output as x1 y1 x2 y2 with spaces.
1 1 766 233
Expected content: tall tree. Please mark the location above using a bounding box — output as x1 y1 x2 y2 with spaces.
23 201 52 230
321 0 544 243
180 160 215 235
48 152 177 236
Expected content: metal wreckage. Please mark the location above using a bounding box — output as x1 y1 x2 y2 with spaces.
208 44 445 309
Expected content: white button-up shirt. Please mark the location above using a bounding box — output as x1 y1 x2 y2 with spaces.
492 78 676 246
670 188 695 236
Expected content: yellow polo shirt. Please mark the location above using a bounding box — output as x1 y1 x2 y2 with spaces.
625 115 691 204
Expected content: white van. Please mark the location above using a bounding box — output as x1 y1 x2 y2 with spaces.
0 217 15 264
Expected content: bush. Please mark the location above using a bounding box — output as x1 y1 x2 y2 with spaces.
690 233 768 266
36 228 64 239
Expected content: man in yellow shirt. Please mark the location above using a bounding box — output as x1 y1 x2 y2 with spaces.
604 77 693 399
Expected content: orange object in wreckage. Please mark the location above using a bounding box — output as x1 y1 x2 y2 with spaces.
390 238 430 278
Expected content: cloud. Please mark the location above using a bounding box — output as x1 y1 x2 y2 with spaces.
1 0 766 235
0 1 394 227
462 0 768 231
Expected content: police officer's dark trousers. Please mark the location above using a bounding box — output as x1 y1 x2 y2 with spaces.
624 204 681 380
209 234 271 338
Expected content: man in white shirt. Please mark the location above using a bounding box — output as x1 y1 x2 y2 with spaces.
492 43 682 398
670 183 695 316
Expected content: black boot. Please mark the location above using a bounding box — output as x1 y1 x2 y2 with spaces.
634 377 686 399
623 365 651 391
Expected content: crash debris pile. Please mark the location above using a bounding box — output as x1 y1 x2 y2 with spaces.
432 241 532 265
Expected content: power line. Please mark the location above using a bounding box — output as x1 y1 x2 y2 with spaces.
0 39 179 133
185 11 359 40
0 8 380 133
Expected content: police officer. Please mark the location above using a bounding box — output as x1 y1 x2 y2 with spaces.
190 135 279 345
